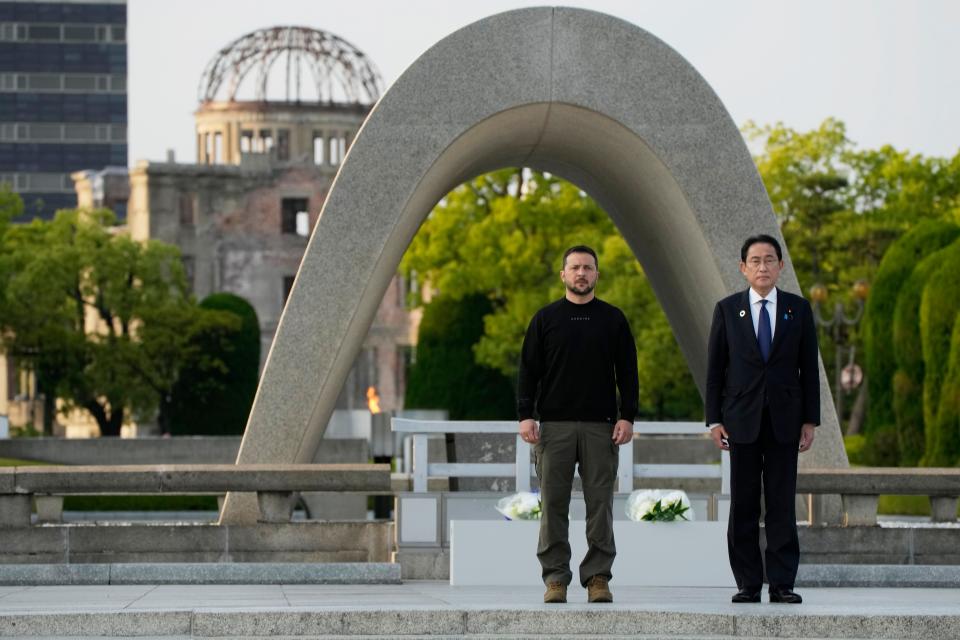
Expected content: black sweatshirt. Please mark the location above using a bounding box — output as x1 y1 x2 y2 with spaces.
517 297 639 423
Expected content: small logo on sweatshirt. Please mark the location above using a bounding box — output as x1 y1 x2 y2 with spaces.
570 316 591 321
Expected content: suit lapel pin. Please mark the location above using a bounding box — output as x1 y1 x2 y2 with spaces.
739 310 746 318
785 307 794 320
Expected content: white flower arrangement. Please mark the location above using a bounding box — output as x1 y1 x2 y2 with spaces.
625 489 694 522
495 491 542 520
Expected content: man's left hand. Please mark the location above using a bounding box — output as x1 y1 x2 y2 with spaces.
612 419 633 445
799 423 816 452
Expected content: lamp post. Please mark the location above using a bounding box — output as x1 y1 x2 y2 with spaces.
809 280 870 427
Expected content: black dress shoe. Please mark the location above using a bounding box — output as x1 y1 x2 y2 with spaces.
731 588 761 603
769 586 802 604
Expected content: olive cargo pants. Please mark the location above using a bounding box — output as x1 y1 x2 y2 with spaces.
535 421 619 587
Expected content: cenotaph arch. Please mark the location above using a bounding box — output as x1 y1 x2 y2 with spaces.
221 7 846 523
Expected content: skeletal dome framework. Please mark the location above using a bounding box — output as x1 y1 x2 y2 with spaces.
193 26 381 166
197 26 383 105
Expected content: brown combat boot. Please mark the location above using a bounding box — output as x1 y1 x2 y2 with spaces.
543 581 567 603
586 575 613 603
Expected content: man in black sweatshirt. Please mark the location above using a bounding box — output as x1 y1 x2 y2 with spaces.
518 245 639 604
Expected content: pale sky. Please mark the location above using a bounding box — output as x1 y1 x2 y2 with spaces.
129 0 960 165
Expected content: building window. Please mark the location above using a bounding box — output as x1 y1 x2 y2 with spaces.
328 135 341 165
6 357 18 402
259 130 273 153
0 22 126 44
283 275 296 304
181 256 195 293
64 25 96 41
396 345 413 402
281 198 308 235
179 193 195 225
313 132 324 165
296 211 310 237
277 129 290 161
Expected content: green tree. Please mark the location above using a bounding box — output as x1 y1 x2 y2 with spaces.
891 248 954 465
746 118 960 445
849 145 960 226
402 169 700 420
933 317 960 466
745 118 852 287
919 240 960 465
862 221 960 458
405 294 515 420
0 208 237 436
167 293 261 436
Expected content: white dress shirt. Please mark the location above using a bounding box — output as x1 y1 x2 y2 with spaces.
748 287 777 339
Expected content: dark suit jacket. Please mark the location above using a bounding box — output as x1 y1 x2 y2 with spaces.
705 288 820 444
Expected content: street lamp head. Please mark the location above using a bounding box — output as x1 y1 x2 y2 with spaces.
852 279 870 301
809 283 829 304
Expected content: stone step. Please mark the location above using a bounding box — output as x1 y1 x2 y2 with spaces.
3 561 957 589
2 584 957 638
2 605 959 638
0 562 400 586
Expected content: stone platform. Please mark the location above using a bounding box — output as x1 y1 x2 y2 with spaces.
1 582 959 638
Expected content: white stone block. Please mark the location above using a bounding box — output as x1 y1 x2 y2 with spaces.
399 497 439 544
450 520 730 587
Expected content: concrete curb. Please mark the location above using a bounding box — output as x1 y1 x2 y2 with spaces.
796 563 960 588
0 562 401 586
1 607 959 638
0 562 956 588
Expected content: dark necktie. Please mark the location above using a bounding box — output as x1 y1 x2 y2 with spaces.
758 299 772 362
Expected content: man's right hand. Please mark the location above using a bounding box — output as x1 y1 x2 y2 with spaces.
710 424 730 450
519 419 540 444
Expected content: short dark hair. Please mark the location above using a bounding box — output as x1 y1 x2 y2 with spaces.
740 234 782 262
562 245 598 269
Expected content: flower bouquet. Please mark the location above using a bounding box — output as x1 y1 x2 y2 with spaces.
494 491 542 520
625 489 693 522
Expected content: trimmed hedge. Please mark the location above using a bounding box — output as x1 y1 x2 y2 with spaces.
920 240 960 465
405 294 516 420
933 316 960 466
892 248 952 465
863 220 959 441
169 293 261 436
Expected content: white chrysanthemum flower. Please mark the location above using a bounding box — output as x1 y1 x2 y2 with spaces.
495 492 542 520
625 489 693 521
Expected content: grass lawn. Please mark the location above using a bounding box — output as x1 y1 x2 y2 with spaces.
878 494 960 517
0 457 50 467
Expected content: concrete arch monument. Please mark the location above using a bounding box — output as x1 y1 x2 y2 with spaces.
222 7 846 522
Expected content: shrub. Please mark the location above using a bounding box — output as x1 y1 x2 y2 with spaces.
932 316 960 466
405 294 516 420
843 433 866 465
919 240 960 465
863 220 959 443
168 293 261 436
891 245 956 464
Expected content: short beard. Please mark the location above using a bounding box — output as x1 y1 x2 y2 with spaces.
565 281 595 296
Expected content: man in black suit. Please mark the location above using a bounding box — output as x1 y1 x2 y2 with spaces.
705 234 819 604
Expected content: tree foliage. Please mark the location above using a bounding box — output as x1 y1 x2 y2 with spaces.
862 221 960 458
747 119 960 465
404 294 515 420
933 317 960 466
402 169 701 420
167 293 261 436
0 203 239 436
891 250 953 465
919 241 960 465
